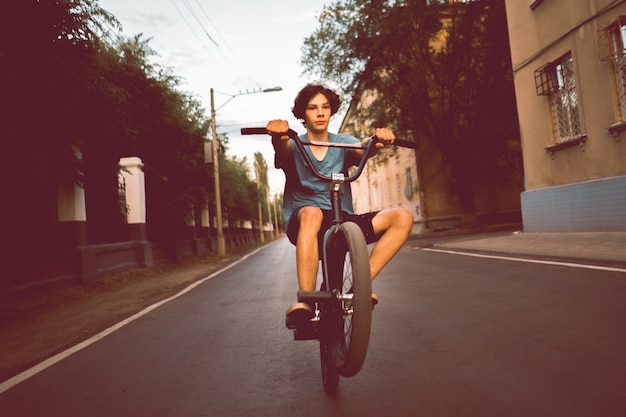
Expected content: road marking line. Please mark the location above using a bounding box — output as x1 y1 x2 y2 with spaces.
420 248 626 273
0 245 270 394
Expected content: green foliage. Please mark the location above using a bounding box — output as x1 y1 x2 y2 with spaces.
1 0 212 245
2 0 119 189
301 0 522 214
2 0 123 247
254 152 269 191
219 154 257 224
253 152 271 221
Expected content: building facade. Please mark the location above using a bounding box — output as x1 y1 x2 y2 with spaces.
351 147 424 232
340 85 521 233
505 0 626 231
340 90 424 233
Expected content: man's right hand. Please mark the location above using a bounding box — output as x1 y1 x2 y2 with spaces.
267 120 290 140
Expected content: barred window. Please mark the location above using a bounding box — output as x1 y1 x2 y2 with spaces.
600 17 626 120
535 53 582 143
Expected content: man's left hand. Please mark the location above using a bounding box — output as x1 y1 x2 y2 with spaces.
374 128 395 148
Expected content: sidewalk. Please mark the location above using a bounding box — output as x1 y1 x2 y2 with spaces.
428 229 626 269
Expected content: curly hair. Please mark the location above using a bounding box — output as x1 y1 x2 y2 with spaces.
291 83 342 122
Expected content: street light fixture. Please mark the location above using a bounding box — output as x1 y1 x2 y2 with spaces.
210 86 282 255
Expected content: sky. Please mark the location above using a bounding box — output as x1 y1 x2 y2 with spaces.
96 0 344 196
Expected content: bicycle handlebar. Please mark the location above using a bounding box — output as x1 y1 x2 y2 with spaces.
240 127 271 136
241 127 416 148
240 127 416 183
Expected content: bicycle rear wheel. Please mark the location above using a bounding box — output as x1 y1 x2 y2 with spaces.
324 221 372 378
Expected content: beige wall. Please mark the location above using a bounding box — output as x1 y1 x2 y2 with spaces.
351 147 422 221
506 0 626 190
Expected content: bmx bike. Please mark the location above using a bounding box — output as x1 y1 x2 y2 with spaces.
241 127 412 393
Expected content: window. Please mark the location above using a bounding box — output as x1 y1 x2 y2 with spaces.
598 16 626 122
404 168 413 200
535 53 583 144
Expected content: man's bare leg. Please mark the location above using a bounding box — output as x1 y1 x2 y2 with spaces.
295 206 323 291
369 208 414 279
285 207 323 328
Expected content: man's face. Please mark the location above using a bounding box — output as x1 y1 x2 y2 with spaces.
305 93 331 134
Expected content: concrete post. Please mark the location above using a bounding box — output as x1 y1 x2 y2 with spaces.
57 148 88 247
119 157 152 267
119 157 147 241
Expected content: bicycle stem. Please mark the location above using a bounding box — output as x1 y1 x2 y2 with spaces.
330 173 345 225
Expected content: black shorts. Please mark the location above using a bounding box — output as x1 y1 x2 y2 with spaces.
286 208 381 257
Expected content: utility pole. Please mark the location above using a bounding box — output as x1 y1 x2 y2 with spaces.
209 86 282 254
210 88 226 255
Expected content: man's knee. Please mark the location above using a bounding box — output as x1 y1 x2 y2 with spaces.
373 208 413 235
298 206 324 238
395 208 414 232
298 206 323 232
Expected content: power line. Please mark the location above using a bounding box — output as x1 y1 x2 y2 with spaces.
170 0 260 88
190 0 259 87
179 0 219 47
168 0 229 75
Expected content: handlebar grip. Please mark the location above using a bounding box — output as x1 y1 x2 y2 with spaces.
394 138 417 149
372 135 416 149
240 127 268 135
240 127 299 140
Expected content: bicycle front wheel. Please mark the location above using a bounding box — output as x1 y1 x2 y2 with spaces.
324 221 372 378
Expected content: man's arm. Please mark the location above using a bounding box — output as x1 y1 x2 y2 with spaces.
267 119 292 158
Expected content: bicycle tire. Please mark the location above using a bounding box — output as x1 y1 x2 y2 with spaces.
319 332 340 394
324 221 372 378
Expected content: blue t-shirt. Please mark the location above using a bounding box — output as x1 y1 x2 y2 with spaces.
275 132 360 226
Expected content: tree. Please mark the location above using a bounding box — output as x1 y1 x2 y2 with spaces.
301 0 522 223
2 0 119 189
1 0 211 249
254 152 271 223
219 154 257 227
2 0 123 259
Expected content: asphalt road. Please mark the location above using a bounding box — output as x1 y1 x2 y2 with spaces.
2 238 625 416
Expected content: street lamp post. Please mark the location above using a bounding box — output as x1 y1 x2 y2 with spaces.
210 86 282 255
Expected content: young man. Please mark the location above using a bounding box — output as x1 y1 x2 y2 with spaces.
267 83 414 329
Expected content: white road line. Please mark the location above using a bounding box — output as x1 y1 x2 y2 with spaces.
0 245 270 394
420 247 626 273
